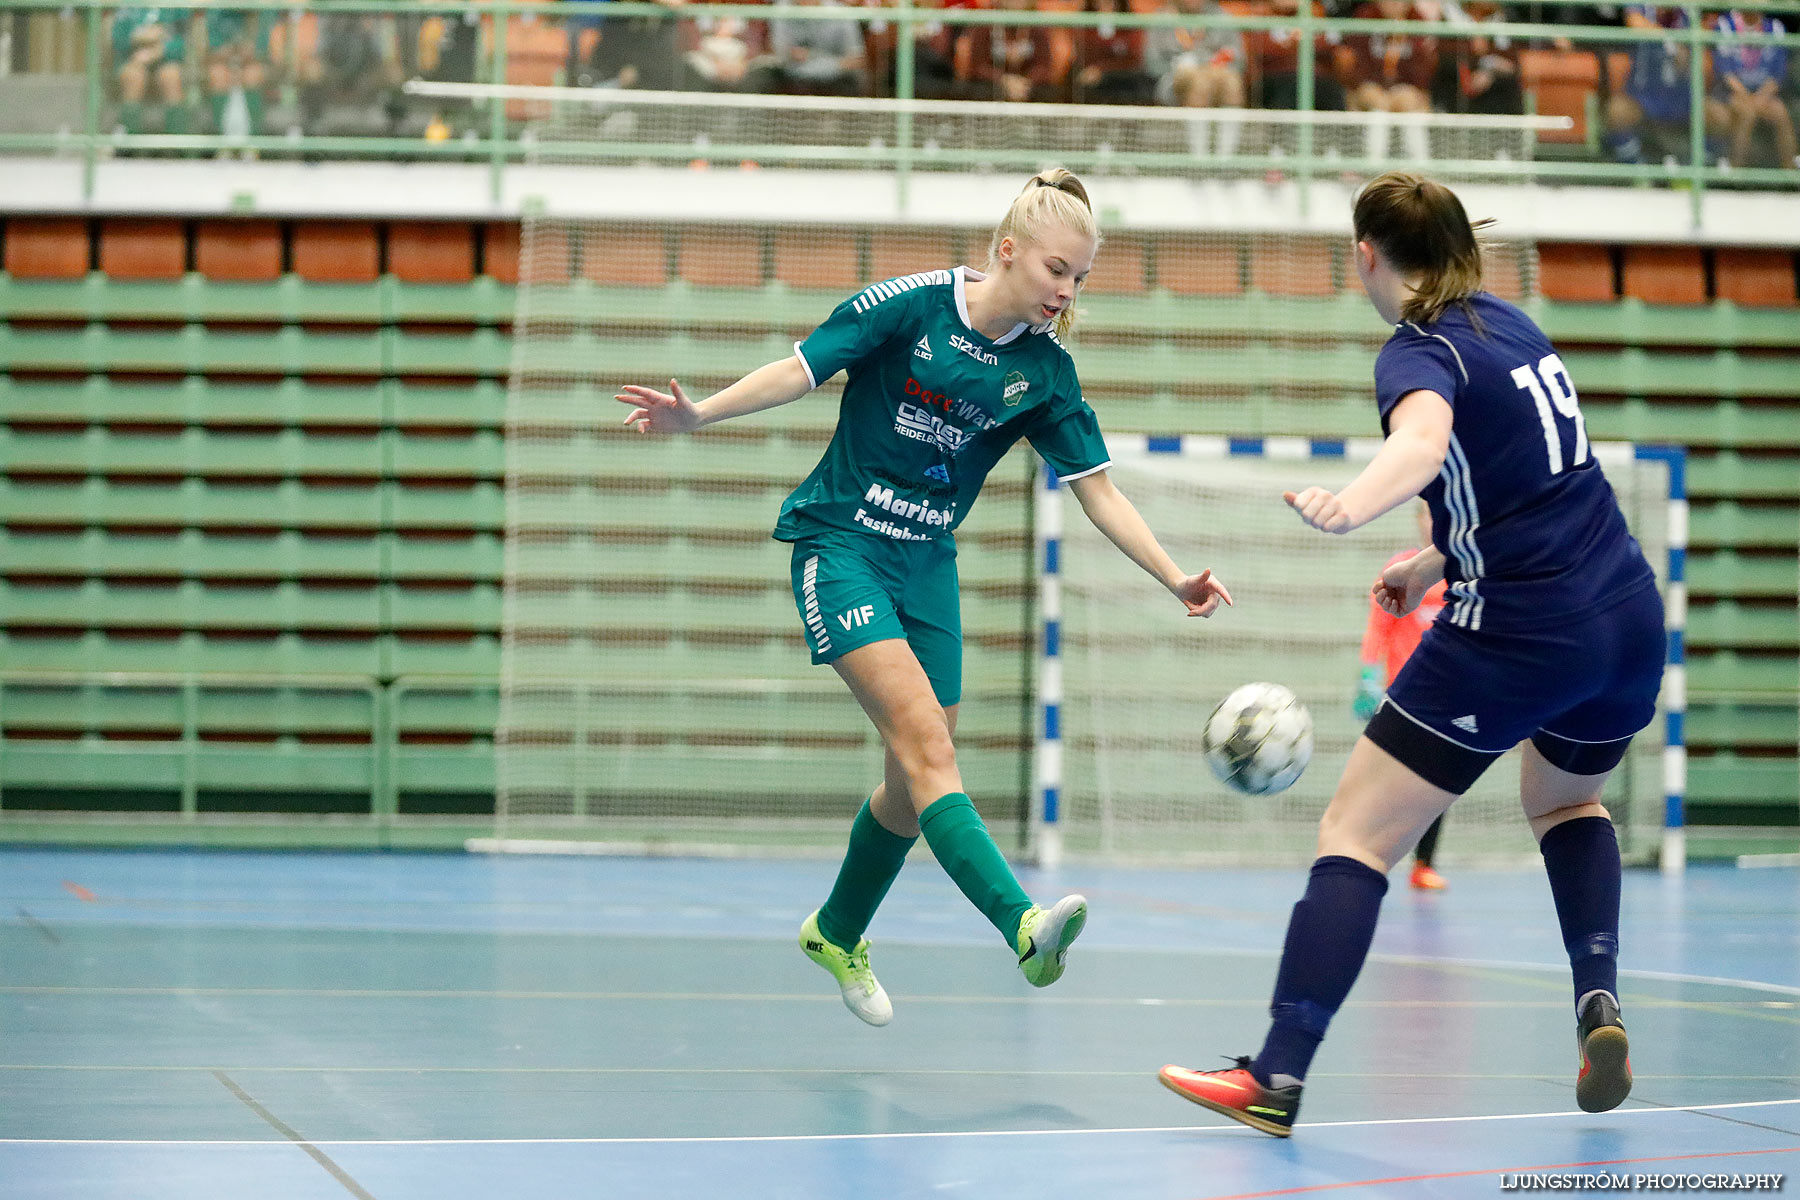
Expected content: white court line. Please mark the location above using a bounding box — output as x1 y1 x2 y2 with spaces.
2 1099 1797 1147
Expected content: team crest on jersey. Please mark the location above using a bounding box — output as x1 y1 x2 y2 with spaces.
913 336 933 361
1002 371 1029 406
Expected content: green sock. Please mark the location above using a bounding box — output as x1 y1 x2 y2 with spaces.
209 93 227 133
245 88 264 135
120 102 144 134
163 105 188 135
918 793 1033 948
816 798 916 952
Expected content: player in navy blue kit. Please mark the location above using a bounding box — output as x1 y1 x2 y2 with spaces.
1159 172 1664 1136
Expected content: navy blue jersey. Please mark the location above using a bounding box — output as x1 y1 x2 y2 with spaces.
1374 292 1655 634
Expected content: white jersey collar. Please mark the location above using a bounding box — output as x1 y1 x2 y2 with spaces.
953 265 1030 346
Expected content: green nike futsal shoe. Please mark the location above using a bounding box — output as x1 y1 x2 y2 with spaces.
1016 894 1088 987
799 910 892 1027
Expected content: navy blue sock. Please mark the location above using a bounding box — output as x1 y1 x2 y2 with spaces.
1251 855 1389 1086
1539 815 1621 1011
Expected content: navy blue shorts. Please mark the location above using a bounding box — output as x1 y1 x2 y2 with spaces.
1366 584 1666 795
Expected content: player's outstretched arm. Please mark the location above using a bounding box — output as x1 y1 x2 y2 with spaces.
616 355 814 435
1066 470 1233 618
1284 389 1452 534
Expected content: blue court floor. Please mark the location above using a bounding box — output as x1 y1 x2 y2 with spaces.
1 848 1796 1199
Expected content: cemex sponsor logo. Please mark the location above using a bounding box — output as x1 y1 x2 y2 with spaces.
913 336 933 361
949 334 998 366
896 403 970 453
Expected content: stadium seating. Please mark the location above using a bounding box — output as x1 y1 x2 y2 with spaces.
0 217 1794 841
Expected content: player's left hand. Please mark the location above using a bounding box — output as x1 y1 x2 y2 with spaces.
1174 568 1233 618
1284 487 1356 534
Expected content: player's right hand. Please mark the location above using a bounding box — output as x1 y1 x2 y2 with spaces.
616 378 701 435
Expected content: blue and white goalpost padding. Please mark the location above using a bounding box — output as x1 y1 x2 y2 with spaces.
1034 435 1688 874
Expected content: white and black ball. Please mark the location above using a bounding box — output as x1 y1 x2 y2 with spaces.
1201 682 1314 796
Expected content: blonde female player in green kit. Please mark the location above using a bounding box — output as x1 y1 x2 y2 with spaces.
617 169 1232 1026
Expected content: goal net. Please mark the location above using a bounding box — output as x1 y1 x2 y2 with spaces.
1051 439 1674 866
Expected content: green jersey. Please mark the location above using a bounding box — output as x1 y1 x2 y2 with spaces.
775 266 1111 547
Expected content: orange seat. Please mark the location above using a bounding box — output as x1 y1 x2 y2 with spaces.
4 217 89 279
582 225 668 286
677 228 763 288
1622 245 1704 305
773 230 859 291
1084 234 1147 295
1251 237 1336 298
293 222 379 283
1537 242 1615 302
195 220 282 282
868 230 955 282
99 218 185 280
483 222 521 284
1521 49 1599 144
389 222 477 284
1158 236 1242 296
517 224 576 285
1713 248 1797 308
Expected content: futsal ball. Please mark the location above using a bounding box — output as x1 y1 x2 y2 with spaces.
1201 682 1314 796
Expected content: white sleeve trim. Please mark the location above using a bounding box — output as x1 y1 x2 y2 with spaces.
1054 459 1112 483
793 341 818 391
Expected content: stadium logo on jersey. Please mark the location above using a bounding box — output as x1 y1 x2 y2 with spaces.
949 333 999 367
913 336 933 362
923 464 951 484
1002 371 1029 406
1451 714 1480 733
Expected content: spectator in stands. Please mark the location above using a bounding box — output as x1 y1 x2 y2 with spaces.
1714 7 1796 168
571 0 684 90
1247 0 1347 111
1338 0 1438 158
958 0 1070 102
1433 0 1523 115
203 8 271 144
112 7 189 135
1147 0 1248 154
771 0 869 95
684 14 776 93
866 0 978 99
1075 0 1156 105
1603 4 1727 165
299 13 405 136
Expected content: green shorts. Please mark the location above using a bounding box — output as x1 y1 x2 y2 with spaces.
788 532 962 708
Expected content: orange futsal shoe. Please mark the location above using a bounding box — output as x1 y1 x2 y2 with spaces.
1158 1058 1301 1137
1410 862 1447 890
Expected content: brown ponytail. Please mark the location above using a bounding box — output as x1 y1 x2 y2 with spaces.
985 167 1101 340
1352 171 1496 327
